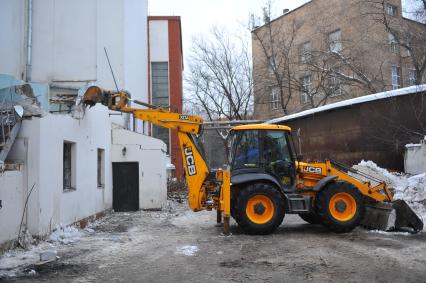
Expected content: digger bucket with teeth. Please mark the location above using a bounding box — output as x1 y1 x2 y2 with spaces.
81 86 111 108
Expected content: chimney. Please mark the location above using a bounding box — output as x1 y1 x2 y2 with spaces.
283 9 290 14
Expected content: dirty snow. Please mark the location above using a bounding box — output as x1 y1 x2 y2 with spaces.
48 225 83 244
353 160 426 221
175 245 199 256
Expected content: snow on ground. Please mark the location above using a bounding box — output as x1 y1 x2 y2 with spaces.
48 225 83 244
353 160 426 220
175 245 199 256
0 224 87 278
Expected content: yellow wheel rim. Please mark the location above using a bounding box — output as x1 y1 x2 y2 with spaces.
329 192 357 222
246 195 275 224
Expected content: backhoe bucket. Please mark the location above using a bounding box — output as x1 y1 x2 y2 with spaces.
81 86 109 108
361 200 423 232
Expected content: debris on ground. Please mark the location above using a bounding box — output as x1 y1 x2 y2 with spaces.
48 225 83 245
353 160 426 220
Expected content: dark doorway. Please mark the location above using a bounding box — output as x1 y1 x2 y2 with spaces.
112 162 139 212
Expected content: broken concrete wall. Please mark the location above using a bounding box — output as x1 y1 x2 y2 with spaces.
405 139 426 174
111 129 167 210
0 0 149 133
0 167 24 245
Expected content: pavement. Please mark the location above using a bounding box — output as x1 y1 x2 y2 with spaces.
1 199 426 283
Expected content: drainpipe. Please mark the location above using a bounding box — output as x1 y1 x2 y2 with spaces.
25 0 33 82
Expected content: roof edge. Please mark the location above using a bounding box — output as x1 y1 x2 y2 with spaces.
267 85 426 124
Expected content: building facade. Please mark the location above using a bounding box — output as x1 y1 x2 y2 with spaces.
252 0 426 120
148 16 184 179
0 0 169 248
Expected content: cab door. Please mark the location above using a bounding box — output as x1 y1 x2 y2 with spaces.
260 130 295 187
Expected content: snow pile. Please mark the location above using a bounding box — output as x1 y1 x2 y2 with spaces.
175 245 199 256
48 225 83 244
353 160 426 220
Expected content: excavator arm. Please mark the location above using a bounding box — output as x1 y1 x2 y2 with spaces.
82 86 231 234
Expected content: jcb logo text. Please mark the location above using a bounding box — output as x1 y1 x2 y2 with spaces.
184 147 197 176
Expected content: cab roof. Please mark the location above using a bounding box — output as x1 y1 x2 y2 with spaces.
231 124 291 131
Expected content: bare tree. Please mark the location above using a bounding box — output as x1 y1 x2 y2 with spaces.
251 0 422 118
186 27 253 122
363 0 426 85
251 2 305 114
185 27 253 159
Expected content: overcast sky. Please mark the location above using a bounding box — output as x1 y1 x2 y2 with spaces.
148 0 311 54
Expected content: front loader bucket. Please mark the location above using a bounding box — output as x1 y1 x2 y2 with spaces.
361 200 423 232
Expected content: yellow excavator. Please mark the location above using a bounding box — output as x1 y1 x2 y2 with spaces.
82 86 423 235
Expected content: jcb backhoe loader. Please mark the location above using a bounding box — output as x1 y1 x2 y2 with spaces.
82 86 423 235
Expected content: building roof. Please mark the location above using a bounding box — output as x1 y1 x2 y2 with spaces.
252 1 313 32
232 124 291 131
267 85 426 124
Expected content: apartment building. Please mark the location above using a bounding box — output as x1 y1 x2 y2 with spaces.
252 0 426 120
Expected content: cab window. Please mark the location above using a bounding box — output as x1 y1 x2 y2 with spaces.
232 130 259 169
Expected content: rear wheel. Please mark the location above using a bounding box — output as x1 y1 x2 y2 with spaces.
233 183 285 235
299 212 322 224
316 181 365 233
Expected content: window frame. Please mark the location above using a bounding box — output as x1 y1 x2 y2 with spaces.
391 65 401 90
63 141 76 192
328 29 342 53
97 148 105 188
386 4 398 17
300 41 311 64
388 32 399 53
301 75 312 104
271 88 280 110
329 70 342 97
407 69 417 86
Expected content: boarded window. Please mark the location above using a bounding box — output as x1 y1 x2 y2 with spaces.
63 141 76 191
151 62 170 153
97 148 105 188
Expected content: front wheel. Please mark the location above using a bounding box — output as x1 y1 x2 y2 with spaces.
233 183 285 235
316 181 365 233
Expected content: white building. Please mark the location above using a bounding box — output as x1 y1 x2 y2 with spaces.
0 0 167 248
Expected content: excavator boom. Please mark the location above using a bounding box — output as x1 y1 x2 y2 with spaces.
82 86 232 234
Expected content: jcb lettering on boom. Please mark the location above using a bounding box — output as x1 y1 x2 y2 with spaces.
184 146 197 176
303 166 322 174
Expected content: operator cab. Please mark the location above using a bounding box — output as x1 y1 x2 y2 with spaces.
229 124 297 189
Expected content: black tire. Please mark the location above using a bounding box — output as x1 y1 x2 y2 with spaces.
233 183 285 235
316 181 365 233
299 212 322 224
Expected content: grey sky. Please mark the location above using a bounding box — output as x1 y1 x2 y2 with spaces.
148 0 310 54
